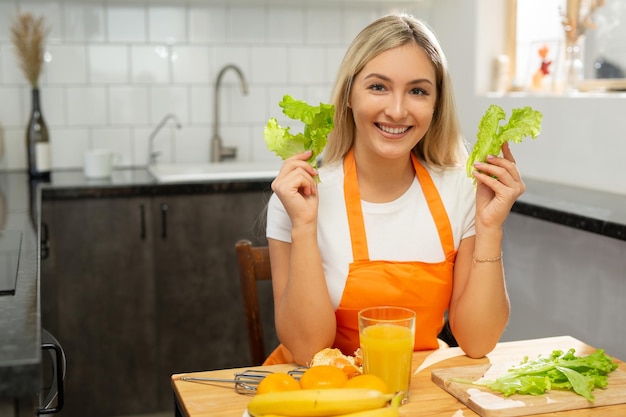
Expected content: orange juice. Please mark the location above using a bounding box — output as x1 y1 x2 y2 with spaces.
360 323 414 397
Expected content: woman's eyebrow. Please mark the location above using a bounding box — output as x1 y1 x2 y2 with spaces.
363 73 434 86
363 73 391 82
409 78 435 87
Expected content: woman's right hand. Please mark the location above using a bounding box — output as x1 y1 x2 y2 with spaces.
271 150 319 227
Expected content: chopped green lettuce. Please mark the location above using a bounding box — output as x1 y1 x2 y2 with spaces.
264 95 334 179
453 349 618 402
466 104 543 179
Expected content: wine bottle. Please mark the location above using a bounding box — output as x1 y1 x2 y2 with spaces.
26 88 51 179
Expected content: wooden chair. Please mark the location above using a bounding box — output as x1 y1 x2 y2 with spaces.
236 239 272 365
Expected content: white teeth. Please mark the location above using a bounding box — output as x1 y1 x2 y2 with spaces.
379 124 408 134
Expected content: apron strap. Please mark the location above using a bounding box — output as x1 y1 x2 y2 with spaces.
344 149 369 261
343 149 456 261
410 153 456 257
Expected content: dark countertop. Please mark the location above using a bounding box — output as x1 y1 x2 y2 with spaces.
44 169 626 242
0 173 41 399
39 168 274 200
514 178 626 241
1 167 624 400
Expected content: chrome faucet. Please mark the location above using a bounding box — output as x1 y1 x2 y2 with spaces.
212 64 249 162
148 114 182 165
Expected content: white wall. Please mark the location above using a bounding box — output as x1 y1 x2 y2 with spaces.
0 0 430 171
469 0 626 196
425 0 626 197
1 0 625 197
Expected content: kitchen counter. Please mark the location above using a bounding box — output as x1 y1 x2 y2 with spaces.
1 167 625 404
0 173 41 402
39 169 626 241
40 168 273 200
515 178 626 241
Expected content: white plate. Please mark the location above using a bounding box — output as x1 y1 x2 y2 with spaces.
242 410 250 417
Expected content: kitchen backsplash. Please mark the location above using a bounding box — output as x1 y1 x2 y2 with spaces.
0 1 430 172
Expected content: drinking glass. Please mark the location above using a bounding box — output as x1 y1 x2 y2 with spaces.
358 306 416 404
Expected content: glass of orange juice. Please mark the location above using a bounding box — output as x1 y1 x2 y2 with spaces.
358 306 415 404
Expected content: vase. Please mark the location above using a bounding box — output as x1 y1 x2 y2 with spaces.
564 35 585 92
26 87 51 179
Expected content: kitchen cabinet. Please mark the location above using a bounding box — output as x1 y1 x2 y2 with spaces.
150 192 272 408
41 196 158 417
501 212 626 362
40 186 276 416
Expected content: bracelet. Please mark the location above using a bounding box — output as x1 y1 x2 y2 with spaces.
472 252 503 264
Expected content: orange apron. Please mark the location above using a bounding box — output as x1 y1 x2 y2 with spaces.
263 150 456 365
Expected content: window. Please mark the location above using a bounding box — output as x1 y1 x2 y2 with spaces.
511 0 626 93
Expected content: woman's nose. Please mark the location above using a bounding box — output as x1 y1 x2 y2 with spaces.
384 94 408 120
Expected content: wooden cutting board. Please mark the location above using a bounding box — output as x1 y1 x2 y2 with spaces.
431 363 626 417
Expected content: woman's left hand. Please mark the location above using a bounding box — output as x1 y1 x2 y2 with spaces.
471 142 525 230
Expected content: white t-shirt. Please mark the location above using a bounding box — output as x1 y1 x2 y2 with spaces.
266 159 476 309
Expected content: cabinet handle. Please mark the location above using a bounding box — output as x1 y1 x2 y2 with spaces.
40 222 50 260
139 204 146 240
160 203 168 239
39 329 66 414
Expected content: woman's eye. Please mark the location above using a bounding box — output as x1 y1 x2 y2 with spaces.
368 83 386 92
411 87 429 96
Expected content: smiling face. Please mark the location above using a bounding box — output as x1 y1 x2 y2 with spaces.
349 42 438 162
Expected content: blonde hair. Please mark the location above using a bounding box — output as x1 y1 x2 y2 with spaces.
323 13 466 167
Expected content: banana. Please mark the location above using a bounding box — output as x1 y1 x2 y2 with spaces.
335 392 403 417
254 391 404 417
246 388 393 417
260 413 395 417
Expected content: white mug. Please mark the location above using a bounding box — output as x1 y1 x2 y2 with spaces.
84 149 118 179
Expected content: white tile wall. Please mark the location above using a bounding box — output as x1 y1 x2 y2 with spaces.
66 86 107 126
109 86 150 125
131 46 169 84
1 45 26 84
0 87 22 126
188 6 227 44
88 46 124 84
107 6 146 43
46 44 87 84
171 46 211 84
148 6 186 44
63 4 106 42
267 8 304 45
0 0 427 171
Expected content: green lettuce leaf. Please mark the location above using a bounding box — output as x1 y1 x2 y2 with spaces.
451 348 618 402
466 104 543 178
263 95 334 179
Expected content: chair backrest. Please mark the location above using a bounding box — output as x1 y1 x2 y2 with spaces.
235 239 272 365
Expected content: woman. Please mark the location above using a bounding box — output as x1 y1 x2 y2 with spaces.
265 13 524 366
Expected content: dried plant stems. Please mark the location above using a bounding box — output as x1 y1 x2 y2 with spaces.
10 12 50 88
563 0 605 43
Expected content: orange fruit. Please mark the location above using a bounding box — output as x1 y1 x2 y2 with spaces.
256 373 301 394
344 374 389 394
299 365 348 390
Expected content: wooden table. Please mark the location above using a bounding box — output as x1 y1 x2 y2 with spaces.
171 336 626 416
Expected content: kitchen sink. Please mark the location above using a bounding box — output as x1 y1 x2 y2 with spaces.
148 162 281 183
